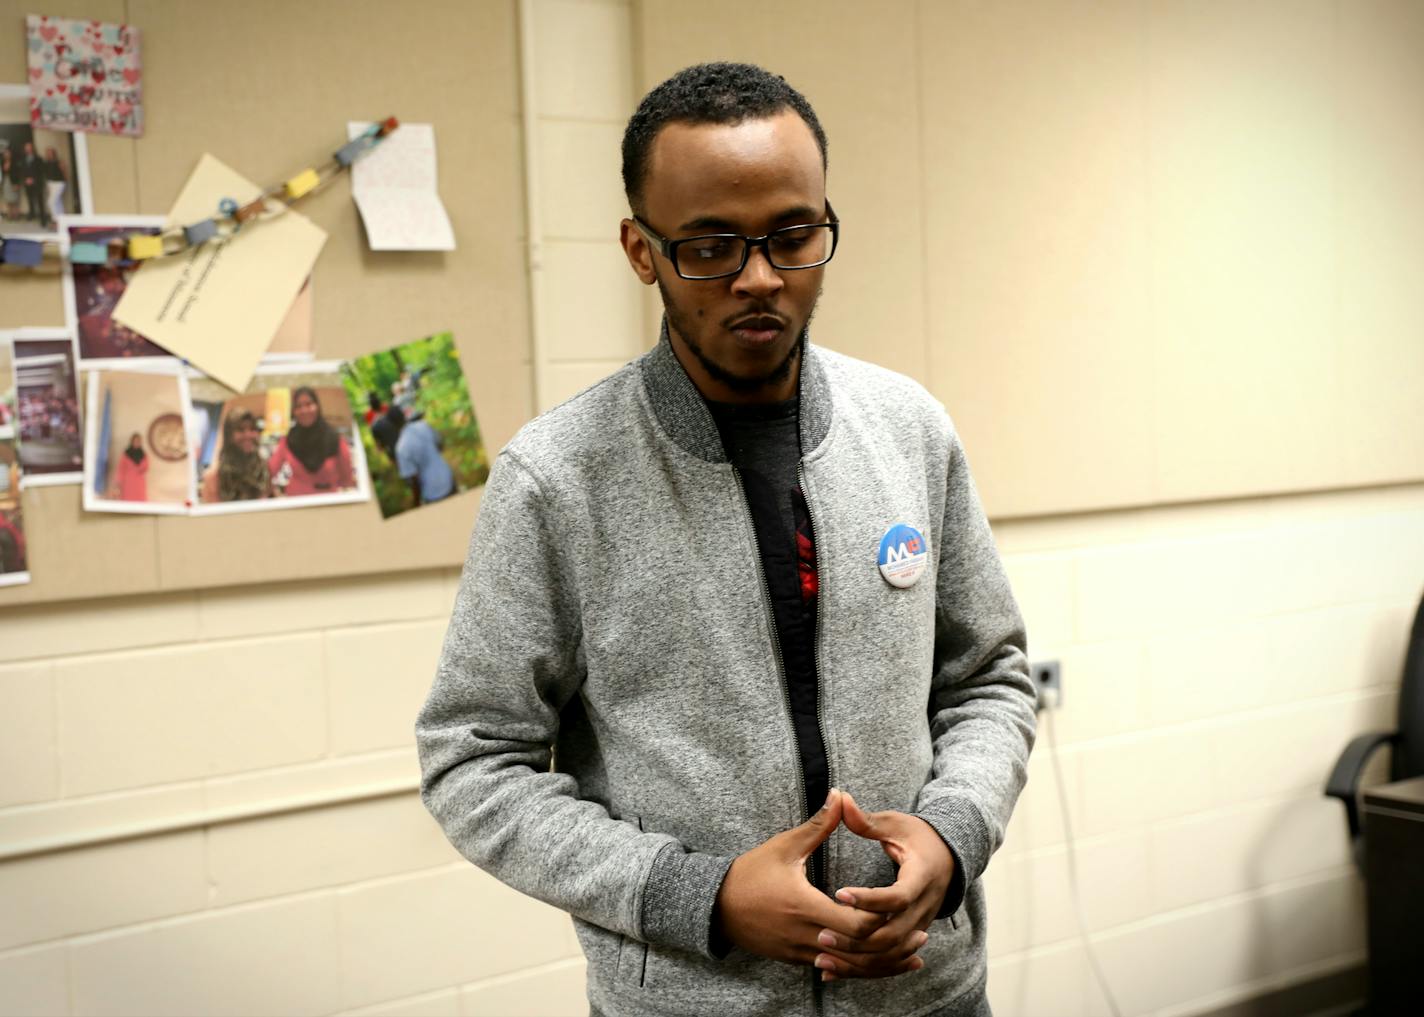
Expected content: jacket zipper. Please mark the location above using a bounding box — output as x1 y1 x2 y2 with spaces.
730 466 809 832
799 462 831 1017
731 464 830 1017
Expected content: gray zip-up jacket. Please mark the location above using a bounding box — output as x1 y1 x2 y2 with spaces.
417 333 1036 1017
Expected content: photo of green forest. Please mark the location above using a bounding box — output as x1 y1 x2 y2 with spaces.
340 331 488 519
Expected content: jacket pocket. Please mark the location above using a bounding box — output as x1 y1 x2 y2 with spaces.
617 936 649 987
616 815 649 987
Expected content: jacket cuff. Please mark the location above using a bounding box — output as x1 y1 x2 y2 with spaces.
915 796 991 917
639 842 735 959
935 840 968 919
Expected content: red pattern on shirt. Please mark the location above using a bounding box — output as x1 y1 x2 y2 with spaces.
794 485 818 603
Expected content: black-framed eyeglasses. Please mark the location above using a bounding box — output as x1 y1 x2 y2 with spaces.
632 201 840 281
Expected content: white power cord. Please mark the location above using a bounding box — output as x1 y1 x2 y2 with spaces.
1041 695 1124 1017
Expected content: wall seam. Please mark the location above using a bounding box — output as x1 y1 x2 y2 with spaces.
0 779 420 863
912 0 932 387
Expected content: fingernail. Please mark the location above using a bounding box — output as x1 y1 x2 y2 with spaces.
916 931 930 947
814 954 834 971
817 930 835 947
835 888 855 904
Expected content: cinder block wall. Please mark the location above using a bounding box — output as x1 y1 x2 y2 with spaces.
3 2 1422 1016
0 568 587 1016
983 487 1420 1016
4 488 1419 1017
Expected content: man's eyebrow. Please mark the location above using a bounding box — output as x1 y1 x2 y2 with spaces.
676 205 824 234
676 214 739 233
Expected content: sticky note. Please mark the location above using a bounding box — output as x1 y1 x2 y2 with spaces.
285 168 321 200
183 219 219 246
128 234 163 260
69 242 110 264
1 238 44 266
346 121 455 252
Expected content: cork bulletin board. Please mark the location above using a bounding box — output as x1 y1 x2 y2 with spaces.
0 0 529 606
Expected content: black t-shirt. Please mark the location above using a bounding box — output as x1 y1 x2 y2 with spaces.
707 398 831 883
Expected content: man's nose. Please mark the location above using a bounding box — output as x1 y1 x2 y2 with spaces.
730 245 784 298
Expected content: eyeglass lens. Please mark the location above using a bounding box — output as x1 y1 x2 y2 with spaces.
675 224 835 279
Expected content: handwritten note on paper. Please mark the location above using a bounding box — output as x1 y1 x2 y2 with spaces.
112 154 327 393
26 15 143 136
347 121 456 252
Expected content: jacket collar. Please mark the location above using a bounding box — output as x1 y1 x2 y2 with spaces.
639 318 832 464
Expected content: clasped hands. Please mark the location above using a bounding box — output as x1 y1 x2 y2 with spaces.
713 788 953 981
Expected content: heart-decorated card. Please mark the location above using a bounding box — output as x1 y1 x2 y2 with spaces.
25 14 143 137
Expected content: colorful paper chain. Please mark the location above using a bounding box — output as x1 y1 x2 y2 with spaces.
0 117 399 271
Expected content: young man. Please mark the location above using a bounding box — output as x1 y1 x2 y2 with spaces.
417 63 1035 1017
389 405 454 508
18 142 48 228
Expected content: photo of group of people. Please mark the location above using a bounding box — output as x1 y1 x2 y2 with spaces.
78 362 370 517
4 322 484 588
187 363 368 514
340 331 487 519
13 332 83 485
0 84 91 234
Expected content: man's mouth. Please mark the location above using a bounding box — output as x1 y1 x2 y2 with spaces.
728 314 786 344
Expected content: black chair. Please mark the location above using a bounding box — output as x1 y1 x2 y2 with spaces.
1325 592 1424 870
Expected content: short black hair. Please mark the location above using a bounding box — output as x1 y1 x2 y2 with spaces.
621 62 828 215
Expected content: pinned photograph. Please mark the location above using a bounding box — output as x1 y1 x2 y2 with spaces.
83 366 192 515
0 332 16 434
0 435 27 586
13 330 82 485
340 331 488 519
0 83 92 236
188 361 369 515
60 215 171 365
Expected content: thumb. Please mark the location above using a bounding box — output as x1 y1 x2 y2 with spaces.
839 791 883 842
781 787 843 861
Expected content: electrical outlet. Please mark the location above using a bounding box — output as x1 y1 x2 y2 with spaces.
1031 659 1062 709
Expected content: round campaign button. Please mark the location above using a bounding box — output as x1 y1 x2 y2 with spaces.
878 523 929 588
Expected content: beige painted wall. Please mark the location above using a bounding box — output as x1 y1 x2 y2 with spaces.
636 0 1424 519
3 3 1423 1017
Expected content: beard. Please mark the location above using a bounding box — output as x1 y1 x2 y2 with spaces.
656 276 816 397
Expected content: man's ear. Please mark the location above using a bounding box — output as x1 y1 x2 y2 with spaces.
619 218 658 286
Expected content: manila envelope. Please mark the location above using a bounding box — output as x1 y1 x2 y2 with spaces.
113 154 327 391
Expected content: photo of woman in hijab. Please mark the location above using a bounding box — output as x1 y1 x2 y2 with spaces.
267 386 355 497
112 432 148 502
199 409 269 503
